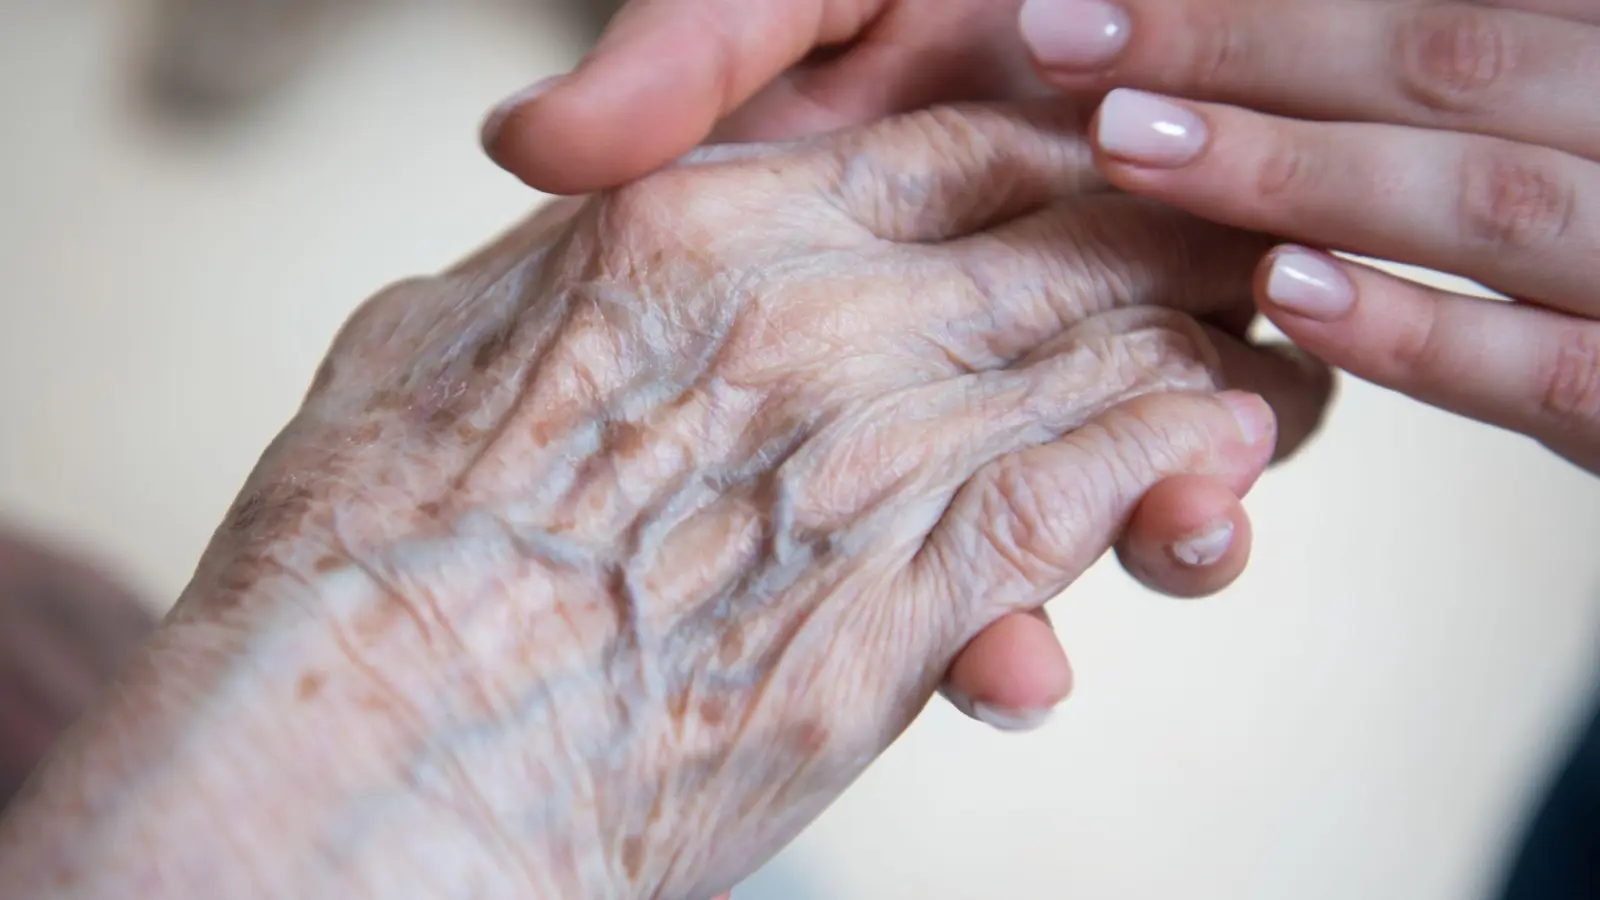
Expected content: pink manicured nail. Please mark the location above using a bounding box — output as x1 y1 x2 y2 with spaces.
481 74 565 148
1095 88 1207 167
1264 246 1355 321
1169 520 1235 568
1020 0 1131 70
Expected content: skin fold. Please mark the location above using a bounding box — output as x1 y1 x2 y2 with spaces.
0 102 1329 899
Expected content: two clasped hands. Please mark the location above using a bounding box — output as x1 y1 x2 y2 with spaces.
0 1 1594 898
482 0 1600 741
481 0 1599 893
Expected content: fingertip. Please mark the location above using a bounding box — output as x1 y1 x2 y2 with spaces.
943 610 1071 731
1018 0 1125 91
1217 390 1277 463
483 68 706 194
1205 328 1335 465
481 6 728 194
1133 476 1246 544
1255 245 1358 325
1117 476 1251 599
480 74 567 152
484 0 846 194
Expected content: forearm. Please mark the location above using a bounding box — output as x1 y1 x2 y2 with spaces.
0 553 607 899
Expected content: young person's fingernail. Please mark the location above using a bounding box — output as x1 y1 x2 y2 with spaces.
1020 0 1131 70
481 74 565 148
1264 246 1356 321
1169 520 1235 568
1095 88 1207 167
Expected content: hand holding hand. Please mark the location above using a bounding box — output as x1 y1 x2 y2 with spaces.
1019 0 1600 472
0 103 1328 899
479 0 1319 730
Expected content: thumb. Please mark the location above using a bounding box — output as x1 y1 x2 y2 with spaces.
481 0 887 195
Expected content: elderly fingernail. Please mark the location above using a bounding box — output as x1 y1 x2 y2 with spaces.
946 689 1053 733
972 701 1054 733
481 74 565 148
1220 391 1273 448
1169 520 1235 568
1020 0 1130 70
1095 88 1207 167
1265 246 1355 321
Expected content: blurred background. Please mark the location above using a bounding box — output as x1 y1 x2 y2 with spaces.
0 1 1596 898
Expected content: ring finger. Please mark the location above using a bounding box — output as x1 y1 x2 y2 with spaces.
1090 92 1600 317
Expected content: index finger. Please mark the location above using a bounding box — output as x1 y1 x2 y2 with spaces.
482 0 889 194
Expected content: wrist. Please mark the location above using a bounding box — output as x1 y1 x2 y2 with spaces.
0 557 613 900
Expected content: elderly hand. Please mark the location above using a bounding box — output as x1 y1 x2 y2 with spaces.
482 0 1315 730
1018 0 1600 473
0 103 1328 898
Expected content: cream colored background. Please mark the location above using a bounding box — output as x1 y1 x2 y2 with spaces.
2 2 1597 898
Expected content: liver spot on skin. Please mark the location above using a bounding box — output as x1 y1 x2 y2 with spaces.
296 671 326 701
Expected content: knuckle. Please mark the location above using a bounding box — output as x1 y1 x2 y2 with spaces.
977 455 1080 583
1182 3 1256 94
596 170 755 264
326 276 441 358
1395 6 1516 114
1455 148 1576 256
1087 315 1218 393
1251 134 1321 207
1384 289 1448 380
835 107 996 240
1538 325 1600 434
682 0 743 113
1112 400 1213 477
601 172 699 232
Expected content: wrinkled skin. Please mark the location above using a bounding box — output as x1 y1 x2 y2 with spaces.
0 103 1327 899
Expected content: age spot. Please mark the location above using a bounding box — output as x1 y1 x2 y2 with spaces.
717 625 745 666
296 671 326 701
621 835 645 879
348 422 382 445
699 696 727 727
788 720 830 757
224 483 315 537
